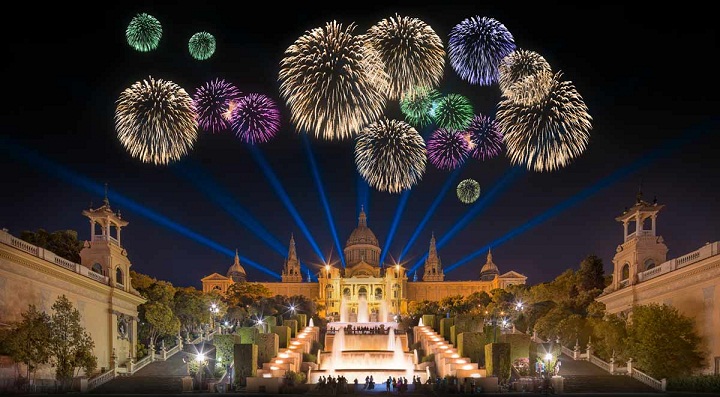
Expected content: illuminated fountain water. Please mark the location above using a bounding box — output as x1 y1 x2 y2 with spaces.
313 294 422 383
357 295 369 323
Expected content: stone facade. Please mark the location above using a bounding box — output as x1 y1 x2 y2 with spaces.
596 194 720 375
201 207 527 317
0 198 146 383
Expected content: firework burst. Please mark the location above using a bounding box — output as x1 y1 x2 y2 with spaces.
448 16 516 86
193 78 243 133
427 128 470 171
399 86 442 128
115 76 198 166
188 32 216 60
230 93 281 144
354 118 426 194
366 14 445 100
464 114 503 161
457 179 481 204
431 93 474 130
497 72 592 172
279 21 389 140
498 49 553 105
126 13 162 52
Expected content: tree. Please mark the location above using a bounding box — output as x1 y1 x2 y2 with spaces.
0 305 51 384
20 229 83 263
173 287 209 338
141 302 180 350
589 313 627 361
47 295 96 389
626 303 705 379
578 254 605 292
225 282 272 307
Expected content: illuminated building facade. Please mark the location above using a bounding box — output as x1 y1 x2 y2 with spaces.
202 207 527 318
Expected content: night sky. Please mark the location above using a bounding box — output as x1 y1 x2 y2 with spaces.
2 2 718 289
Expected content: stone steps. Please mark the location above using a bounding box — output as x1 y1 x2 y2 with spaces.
563 375 660 393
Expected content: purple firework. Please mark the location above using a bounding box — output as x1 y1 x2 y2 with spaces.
192 78 243 133
464 114 503 161
448 16 516 86
427 128 470 171
230 93 281 144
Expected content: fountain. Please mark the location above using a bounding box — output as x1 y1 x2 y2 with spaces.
313 294 423 384
357 294 369 323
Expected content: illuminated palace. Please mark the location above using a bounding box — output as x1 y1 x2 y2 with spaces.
202 207 527 318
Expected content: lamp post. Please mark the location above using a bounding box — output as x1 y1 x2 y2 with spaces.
209 303 220 332
544 353 554 377
196 352 207 390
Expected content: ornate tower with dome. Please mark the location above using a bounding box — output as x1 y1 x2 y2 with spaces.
201 207 527 316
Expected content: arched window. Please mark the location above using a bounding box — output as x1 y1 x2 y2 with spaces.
644 258 656 271
343 288 351 297
116 267 124 285
621 264 630 280
92 263 103 275
374 288 383 300
358 287 367 298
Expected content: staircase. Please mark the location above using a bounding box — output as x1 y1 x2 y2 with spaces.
558 354 660 393
89 375 185 394
563 375 659 393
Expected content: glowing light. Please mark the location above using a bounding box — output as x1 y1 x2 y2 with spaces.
188 32 216 60
427 128 470 171
126 13 162 52
366 14 445 100
230 93 281 144
196 353 206 362
463 364 474 370
464 114 503 161
448 16 516 86
456 179 481 204
115 76 197 166
431 93 474 131
499 49 553 105
497 71 592 172
192 78 242 133
354 118 426 194
400 86 442 129
279 21 389 140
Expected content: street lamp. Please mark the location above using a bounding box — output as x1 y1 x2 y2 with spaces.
209 303 220 331
196 352 207 390
544 353 554 377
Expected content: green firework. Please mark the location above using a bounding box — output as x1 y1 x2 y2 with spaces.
188 32 216 60
457 178 480 204
431 93 474 130
126 13 162 52
400 86 442 128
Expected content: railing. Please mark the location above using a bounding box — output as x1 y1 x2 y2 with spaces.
632 367 665 391
165 343 182 357
560 346 574 357
133 354 153 373
589 354 611 372
0 229 110 285
637 241 718 282
92 234 120 246
88 367 116 391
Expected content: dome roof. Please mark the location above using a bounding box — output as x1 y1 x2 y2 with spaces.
480 249 499 280
227 249 247 282
346 207 379 247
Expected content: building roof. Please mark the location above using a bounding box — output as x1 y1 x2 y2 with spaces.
346 206 379 247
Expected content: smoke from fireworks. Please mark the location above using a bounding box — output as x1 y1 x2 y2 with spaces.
498 49 553 105
464 114 503 161
399 86 442 128
497 72 592 172
431 93 474 130
230 93 281 145
448 16 516 86
188 32 216 60
366 14 445 100
354 118 427 194
457 179 481 204
427 128 470 171
115 76 198 166
279 21 389 140
193 78 243 133
126 13 162 52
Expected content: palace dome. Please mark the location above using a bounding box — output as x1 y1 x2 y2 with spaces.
480 249 499 281
346 207 379 248
227 249 247 283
